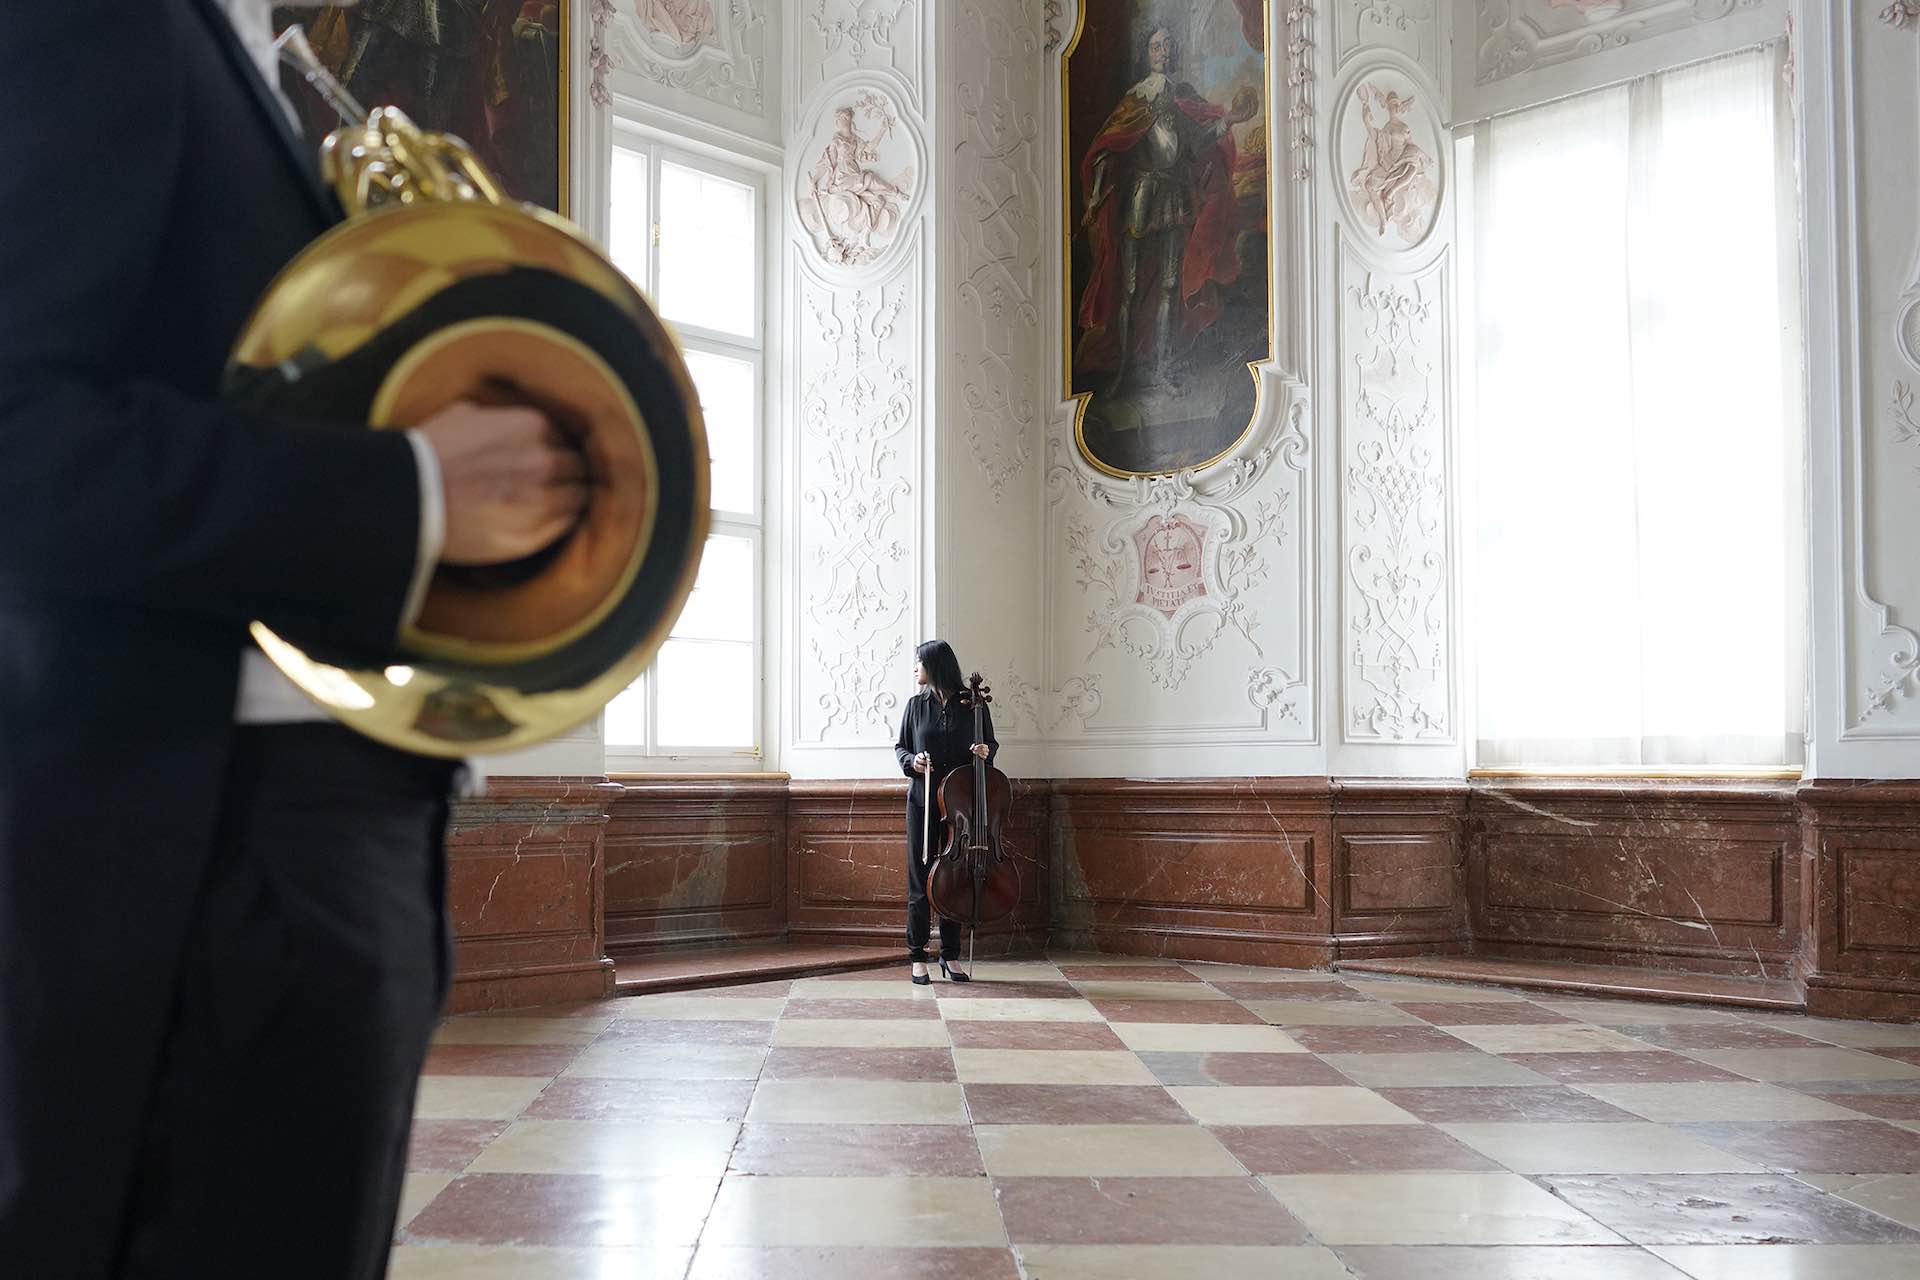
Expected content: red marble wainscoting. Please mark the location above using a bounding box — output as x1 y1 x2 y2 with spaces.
1049 779 1470 967
786 779 1052 955
601 775 789 957
1799 782 1920 1020
439 774 1920 1020
1466 779 1803 980
443 777 620 1013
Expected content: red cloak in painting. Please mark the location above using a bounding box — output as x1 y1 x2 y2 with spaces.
1076 87 1247 373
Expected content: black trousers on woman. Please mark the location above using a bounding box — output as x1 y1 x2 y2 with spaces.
906 798 962 961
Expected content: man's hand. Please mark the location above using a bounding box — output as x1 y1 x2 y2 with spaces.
416 401 589 566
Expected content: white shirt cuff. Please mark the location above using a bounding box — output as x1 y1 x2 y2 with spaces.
401 429 446 628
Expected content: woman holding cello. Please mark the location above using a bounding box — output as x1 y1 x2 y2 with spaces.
894 640 996 984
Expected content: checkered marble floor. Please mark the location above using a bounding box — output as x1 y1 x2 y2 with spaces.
391 955 1920 1279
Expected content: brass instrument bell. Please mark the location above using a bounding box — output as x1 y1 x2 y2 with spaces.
227 28 709 757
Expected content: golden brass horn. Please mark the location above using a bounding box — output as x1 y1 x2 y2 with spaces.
225 27 709 758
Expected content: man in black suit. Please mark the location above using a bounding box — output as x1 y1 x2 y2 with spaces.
0 1 588 1273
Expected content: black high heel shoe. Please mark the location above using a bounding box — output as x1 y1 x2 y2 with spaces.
910 959 931 986
939 956 970 983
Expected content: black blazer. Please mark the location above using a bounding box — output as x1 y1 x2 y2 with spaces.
895 689 999 808
0 2 422 1267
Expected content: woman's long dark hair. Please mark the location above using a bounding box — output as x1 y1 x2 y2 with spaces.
915 639 965 703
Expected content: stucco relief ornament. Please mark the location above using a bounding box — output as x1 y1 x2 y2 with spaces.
1134 514 1208 618
637 0 720 54
588 0 621 108
1883 2 1920 28
1548 0 1625 17
1348 82 1437 243
800 92 916 267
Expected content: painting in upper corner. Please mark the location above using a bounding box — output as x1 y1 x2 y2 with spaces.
1064 0 1273 478
271 2 567 214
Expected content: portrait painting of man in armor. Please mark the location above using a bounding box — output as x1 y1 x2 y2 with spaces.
1065 0 1272 477
271 1 566 212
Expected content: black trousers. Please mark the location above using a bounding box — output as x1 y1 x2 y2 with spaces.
116 724 458 1279
906 798 961 961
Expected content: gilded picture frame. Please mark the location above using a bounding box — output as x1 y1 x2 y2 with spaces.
1063 0 1274 479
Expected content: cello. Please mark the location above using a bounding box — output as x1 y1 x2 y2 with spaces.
925 673 1020 976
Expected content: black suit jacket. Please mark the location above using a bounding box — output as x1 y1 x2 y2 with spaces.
0 2 424 1267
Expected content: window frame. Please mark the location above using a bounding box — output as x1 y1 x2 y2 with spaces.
1457 46 1807 780
602 123 775 772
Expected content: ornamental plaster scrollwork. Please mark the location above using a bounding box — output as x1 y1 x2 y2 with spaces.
795 84 924 272
1478 0 1766 86
1343 261 1451 742
954 0 1043 501
1248 665 1306 728
1001 665 1103 735
1849 22 1920 731
616 0 769 116
802 0 921 99
1861 379 1920 722
1065 479 1291 693
799 275 918 739
1287 4 1318 181
1337 1 1439 75
589 0 621 108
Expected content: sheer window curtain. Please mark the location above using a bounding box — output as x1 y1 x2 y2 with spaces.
1468 45 1805 770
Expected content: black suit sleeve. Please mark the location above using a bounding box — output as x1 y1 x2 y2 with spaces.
0 2 421 650
981 705 999 767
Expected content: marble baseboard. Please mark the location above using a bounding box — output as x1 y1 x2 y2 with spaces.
603 776 788 957
445 778 620 1013
440 774 1920 1022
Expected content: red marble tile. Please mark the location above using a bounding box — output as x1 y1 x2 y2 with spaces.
1397 1003 1576 1026
1503 1051 1745 1084
1058 964 1203 982
780 998 943 1021
403 1172 717 1247
1375 1087 1640 1123
1672 1120 1920 1173
1136 1052 1353 1087
961 1084 1191 1125
1621 1022 1828 1050
688 1247 1020 1280
689 980 798 998
1535 1173 1920 1244
1210 981 1361 1002
596 1019 775 1045
725 1124 984 1176
1209 1125 1500 1174
1089 999 1263 1025
992 1176 1311 1245
761 1048 957 1082
944 1021 1129 1050
407 1120 508 1172
1808 1091 1920 1120
522 1078 755 1123
1286 1026 1479 1054
478 1000 620 1020
1872 1047 1920 1066
420 1044 582 1077
933 980 1081 1000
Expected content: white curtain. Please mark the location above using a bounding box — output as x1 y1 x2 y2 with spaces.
1469 46 1804 770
